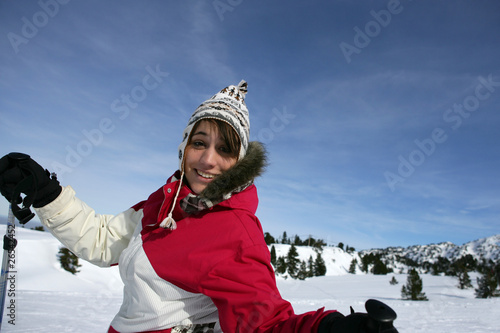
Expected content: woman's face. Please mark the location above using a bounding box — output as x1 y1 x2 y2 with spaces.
184 120 238 194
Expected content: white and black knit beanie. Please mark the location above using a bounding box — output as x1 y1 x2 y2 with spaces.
160 80 257 230
177 80 250 171
160 80 251 230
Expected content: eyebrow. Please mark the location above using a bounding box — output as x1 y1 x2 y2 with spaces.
191 131 227 144
192 131 208 137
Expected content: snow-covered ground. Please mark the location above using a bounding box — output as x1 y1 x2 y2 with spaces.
1 226 499 332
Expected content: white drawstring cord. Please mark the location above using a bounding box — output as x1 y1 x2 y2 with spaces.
159 170 185 230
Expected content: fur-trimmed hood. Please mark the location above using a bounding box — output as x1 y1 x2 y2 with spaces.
200 141 267 202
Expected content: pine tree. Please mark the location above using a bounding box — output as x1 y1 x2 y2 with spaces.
475 268 499 298
372 257 389 275
360 254 370 273
453 254 477 272
276 256 287 274
296 261 309 280
401 268 428 300
348 258 357 274
389 276 399 285
304 235 315 247
360 253 378 273
264 232 276 245
314 252 327 276
58 247 81 275
286 245 300 278
457 269 472 290
281 231 289 244
475 274 492 298
270 245 277 268
312 238 326 252
307 255 315 278
431 257 452 276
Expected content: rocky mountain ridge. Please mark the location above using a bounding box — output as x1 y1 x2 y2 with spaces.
362 234 500 263
358 234 500 274
269 233 500 276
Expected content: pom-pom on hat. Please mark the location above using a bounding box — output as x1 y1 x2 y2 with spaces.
178 80 250 171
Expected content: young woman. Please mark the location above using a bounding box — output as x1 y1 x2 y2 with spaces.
0 81 398 333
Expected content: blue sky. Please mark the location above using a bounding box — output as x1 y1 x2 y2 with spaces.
1 0 499 250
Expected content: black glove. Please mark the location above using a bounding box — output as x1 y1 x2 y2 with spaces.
0 152 62 212
318 299 398 333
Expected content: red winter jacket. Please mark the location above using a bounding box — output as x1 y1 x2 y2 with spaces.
36 172 335 332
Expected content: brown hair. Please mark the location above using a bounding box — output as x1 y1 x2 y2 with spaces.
188 119 241 159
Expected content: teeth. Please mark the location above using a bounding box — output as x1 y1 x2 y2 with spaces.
197 170 216 179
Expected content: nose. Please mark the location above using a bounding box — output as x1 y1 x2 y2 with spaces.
199 146 217 168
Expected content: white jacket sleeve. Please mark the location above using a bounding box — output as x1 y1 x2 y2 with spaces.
34 185 143 267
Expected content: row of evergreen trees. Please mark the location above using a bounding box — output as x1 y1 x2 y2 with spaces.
410 254 500 298
265 232 335 280
392 265 500 300
266 232 500 298
270 244 327 280
265 232 358 254
265 232 328 250
358 253 392 275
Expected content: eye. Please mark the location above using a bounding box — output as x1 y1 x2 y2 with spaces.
218 145 231 154
192 140 206 149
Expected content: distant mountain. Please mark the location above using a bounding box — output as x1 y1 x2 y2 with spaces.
362 234 500 263
269 234 500 277
358 234 500 274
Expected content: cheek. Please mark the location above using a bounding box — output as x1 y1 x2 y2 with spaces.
184 148 197 168
220 157 237 171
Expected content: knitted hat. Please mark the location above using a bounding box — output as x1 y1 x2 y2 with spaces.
178 80 250 171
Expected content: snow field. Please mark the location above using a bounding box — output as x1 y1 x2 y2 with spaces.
1 226 498 332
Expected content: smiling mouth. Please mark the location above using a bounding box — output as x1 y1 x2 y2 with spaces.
196 169 217 179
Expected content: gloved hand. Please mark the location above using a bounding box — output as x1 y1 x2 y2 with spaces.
0 152 62 209
318 299 398 333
